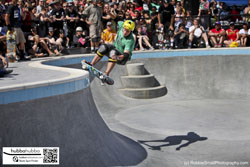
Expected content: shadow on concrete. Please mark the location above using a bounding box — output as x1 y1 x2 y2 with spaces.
138 132 207 151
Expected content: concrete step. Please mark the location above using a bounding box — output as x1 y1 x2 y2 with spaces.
126 63 146 75
119 85 167 99
120 74 159 88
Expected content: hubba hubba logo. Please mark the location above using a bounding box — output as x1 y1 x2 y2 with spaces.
2 147 59 165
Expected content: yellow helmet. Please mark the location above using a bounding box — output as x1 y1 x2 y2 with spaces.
123 20 135 31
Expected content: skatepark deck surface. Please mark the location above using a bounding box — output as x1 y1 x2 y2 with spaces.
0 48 250 167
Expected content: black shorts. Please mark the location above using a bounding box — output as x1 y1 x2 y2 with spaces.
97 44 129 65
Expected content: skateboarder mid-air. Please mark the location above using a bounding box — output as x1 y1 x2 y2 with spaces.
82 20 135 77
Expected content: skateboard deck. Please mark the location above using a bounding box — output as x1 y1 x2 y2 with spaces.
6 30 16 62
81 60 114 85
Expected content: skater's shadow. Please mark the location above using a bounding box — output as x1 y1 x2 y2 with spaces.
138 132 207 151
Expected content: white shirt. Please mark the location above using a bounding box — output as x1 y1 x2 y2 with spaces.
239 29 249 35
189 25 205 37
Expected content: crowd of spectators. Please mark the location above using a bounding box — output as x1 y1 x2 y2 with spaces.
0 0 250 64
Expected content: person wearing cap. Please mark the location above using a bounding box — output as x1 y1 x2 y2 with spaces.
239 22 249 47
27 25 56 57
82 20 135 77
101 21 116 44
51 0 65 36
42 27 62 56
72 26 85 47
65 2 79 43
5 0 28 61
158 0 175 47
224 22 240 47
189 18 210 48
82 0 102 53
208 21 226 47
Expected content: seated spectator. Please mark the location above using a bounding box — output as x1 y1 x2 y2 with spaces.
189 19 210 48
239 22 249 47
0 54 12 77
42 27 63 56
174 23 189 49
72 27 89 48
101 22 116 44
224 22 240 47
135 25 154 51
26 26 56 57
208 21 226 47
56 29 70 49
0 31 12 77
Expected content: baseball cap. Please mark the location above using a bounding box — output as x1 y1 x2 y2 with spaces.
164 0 170 3
107 22 112 26
229 22 234 26
215 21 221 25
76 27 83 32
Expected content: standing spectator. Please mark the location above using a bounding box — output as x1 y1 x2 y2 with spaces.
189 18 210 48
158 0 174 31
102 3 116 30
224 22 240 47
115 11 125 22
51 0 65 37
0 0 6 28
82 0 102 53
65 2 79 45
244 3 250 24
231 5 241 22
22 4 35 33
198 0 210 31
208 21 226 47
36 0 46 14
239 22 249 47
158 0 175 47
39 7 51 37
5 0 28 61
101 21 116 44
209 1 219 26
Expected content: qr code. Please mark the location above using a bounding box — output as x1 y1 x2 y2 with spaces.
43 148 58 163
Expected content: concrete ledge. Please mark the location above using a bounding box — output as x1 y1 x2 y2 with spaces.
0 58 90 104
119 85 167 99
120 74 158 88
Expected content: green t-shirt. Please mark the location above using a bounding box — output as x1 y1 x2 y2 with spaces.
114 21 135 59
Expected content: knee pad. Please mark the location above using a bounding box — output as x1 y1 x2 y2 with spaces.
108 58 117 63
97 44 108 57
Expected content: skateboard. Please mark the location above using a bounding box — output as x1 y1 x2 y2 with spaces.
81 60 114 85
6 30 16 62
